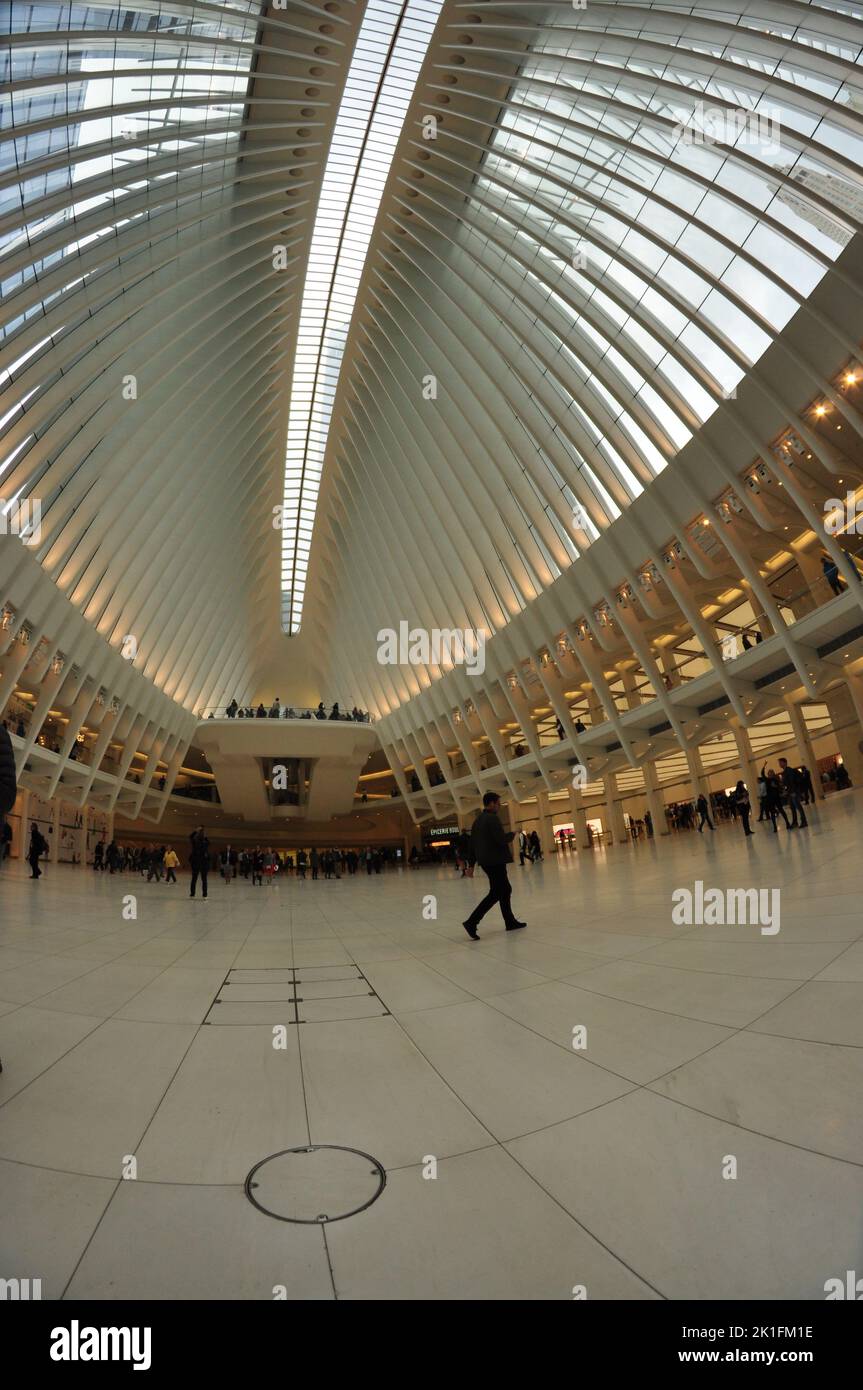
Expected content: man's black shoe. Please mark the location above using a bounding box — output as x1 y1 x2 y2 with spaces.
506 921 527 931
463 921 480 941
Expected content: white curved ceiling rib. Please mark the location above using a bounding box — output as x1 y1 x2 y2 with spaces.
304 0 863 719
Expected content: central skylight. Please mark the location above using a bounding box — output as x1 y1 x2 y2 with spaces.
280 0 443 634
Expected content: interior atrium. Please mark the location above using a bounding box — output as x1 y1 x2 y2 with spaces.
1 0 863 1319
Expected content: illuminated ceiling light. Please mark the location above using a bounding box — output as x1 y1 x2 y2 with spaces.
814 404 828 417
844 372 857 387
280 0 443 635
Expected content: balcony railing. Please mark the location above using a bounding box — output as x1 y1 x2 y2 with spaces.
196 703 374 724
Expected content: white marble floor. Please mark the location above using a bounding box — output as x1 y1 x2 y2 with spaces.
1 796 862 1300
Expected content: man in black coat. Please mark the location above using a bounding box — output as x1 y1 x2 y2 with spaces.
462 792 526 941
189 826 210 899
778 758 808 829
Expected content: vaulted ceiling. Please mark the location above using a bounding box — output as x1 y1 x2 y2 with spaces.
3 1 863 730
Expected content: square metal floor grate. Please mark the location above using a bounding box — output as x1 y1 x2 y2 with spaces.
204 964 389 1025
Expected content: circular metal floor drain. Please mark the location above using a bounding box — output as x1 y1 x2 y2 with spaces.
244 1144 386 1224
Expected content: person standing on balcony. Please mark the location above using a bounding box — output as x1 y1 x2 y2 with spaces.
822 553 844 597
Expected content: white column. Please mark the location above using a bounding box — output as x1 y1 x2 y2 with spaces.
643 761 669 836
50 799 61 864
568 786 590 849
609 776 629 844
16 789 29 860
824 679 863 786
732 725 760 801
784 700 823 798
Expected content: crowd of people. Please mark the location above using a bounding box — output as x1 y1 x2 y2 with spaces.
83 832 400 898
220 699 370 723
661 761 819 839
68 755 834 887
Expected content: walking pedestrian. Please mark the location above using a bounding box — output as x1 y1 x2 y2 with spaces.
798 764 815 804
189 827 210 899
28 822 48 879
778 758 808 828
220 844 236 882
733 781 754 836
764 769 791 833
462 793 526 941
